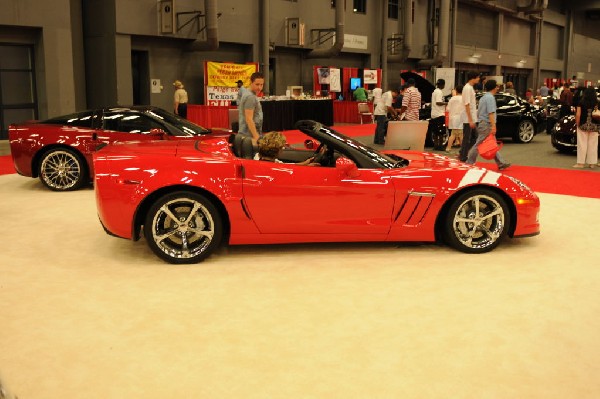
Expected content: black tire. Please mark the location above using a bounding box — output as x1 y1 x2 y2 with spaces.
143 191 223 264
38 148 87 191
442 189 511 254
514 119 535 143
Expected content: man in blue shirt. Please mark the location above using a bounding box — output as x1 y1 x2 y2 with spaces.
238 72 264 145
466 79 511 170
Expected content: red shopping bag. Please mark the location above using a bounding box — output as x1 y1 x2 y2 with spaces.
478 135 503 160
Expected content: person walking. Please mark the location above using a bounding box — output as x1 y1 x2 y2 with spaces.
466 79 511 170
458 71 480 162
573 87 599 169
173 80 188 119
445 85 464 153
429 79 448 150
238 72 265 145
399 78 421 121
373 88 398 145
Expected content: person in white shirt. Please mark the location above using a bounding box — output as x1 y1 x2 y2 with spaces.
458 71 480 162
429 79 448 150
373 88 398 145
445 85 464 153
173 80 189 119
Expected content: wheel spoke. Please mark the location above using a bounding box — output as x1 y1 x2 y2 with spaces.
189 227 214 239
481 208 502 220
155 228 178 242
184 202 201 224
160 205 179 224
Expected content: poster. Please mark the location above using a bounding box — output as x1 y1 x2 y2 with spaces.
363 69 377 84
329 68 341 92
434 67 455 96
318 68 331 84
205 62 257 87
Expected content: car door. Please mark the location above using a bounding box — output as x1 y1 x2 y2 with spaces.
241 160 396 235
495 94 520 136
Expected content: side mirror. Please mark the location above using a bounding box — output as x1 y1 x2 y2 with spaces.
149 128 166 139
304 139 319 150
335 157 359 178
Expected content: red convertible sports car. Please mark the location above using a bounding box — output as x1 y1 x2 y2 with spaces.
8 106 229 191
94 120 540 264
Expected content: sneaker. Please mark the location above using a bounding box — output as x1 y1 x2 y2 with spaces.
498 163 511 171
572 164 584 169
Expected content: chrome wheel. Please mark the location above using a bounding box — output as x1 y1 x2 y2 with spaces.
443 189 510 253
516 120 535 143
144 192 223 264
39 149 85 191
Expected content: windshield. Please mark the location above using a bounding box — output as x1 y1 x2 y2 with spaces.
146 108 211 136
314 124 403 168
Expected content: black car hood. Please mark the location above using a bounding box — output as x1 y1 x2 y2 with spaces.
400 72 435 103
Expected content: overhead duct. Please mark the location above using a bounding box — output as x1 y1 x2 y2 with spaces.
418 0 450 67
187 0 219 51
517 0 548 14
388 0 413 63
306 1 344 59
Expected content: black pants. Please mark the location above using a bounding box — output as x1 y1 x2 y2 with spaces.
429 116 446 150
177 103 188 119
458 122 477 162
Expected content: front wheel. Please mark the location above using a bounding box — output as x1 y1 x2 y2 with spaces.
514 120 535 143
442 189 510 253
143 191 223 264
38 148 87 191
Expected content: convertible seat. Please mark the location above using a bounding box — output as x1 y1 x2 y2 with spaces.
232 133 255 159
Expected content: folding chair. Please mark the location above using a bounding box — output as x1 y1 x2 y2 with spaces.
358 102 374 124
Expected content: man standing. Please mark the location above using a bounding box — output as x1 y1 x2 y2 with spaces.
373 87 398 145
238 72 265 145
173 80 188 119
429 79 448 150
235 79 248 106
539 82 549 97
466 79 510 170
458 71 480 162
559 82 574 117
400 78 421 121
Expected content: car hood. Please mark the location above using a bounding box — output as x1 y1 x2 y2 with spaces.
384 150 468 170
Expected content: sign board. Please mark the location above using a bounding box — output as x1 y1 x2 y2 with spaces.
329 68 341 92
160 0 174 34
363 69 377 84
434 67 455 96
150 79 161 94
205 86 238 106
342 34 368 50
203 61 259 105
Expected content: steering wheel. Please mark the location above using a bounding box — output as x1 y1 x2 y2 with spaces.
312 143 334 166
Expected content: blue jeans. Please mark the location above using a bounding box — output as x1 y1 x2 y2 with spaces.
466 120 508 166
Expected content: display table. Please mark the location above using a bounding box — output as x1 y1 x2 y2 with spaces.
384 120 429 151
261 99 333 131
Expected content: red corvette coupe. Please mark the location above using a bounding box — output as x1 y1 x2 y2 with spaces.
94 120 540 263
8 106 229 191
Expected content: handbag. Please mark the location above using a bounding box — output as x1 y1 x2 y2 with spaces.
478 134 503 160
591 106 600 124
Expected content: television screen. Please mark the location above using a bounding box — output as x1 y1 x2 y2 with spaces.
350 78 361 90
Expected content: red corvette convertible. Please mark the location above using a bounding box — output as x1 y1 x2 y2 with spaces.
8 106 229 191
94 120 540 264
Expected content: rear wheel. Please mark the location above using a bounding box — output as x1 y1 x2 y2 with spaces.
143 191 223 264
442 189 510 253
38 148 87 191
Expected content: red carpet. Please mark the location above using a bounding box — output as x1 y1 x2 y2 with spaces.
2 125 599 199
0 155 15 175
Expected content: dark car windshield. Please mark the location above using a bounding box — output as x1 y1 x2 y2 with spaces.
42 111 97 128
146 108 211 136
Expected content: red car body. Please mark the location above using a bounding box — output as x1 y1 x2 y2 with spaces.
94 120 540 264
8 106 229 191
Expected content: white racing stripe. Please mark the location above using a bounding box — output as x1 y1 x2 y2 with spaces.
457 169 486 188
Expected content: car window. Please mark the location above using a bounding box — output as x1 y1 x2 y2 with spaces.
495 95 509 107
102 111 165 134
43 111 95 128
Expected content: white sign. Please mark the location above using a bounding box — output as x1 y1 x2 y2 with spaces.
151 79 161 94
329 68 341 92
434 68 455 96
206 86 238 106
363 69 377 84
333 34 368 50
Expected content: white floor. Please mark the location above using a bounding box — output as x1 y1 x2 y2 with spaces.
1 174 600 399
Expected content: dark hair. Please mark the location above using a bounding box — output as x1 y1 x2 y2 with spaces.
250 72 265 82
407 78 416 86
467 71 479 80
454 85 464 94
436 79 445 87
580 87 598 110
485 79 497 92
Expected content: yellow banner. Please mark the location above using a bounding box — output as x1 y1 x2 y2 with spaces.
206 62 257 87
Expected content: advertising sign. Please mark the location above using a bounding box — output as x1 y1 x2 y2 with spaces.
363 69 377 84
204 61 259 105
